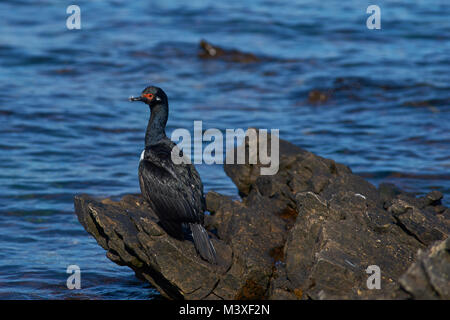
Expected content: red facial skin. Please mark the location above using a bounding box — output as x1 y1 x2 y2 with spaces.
142 93 153 100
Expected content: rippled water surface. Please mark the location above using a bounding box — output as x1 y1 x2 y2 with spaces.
0 0 449 299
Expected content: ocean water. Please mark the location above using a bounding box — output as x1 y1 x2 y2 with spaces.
0 0 448 299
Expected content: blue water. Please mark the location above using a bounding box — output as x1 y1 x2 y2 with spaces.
0 0 449 299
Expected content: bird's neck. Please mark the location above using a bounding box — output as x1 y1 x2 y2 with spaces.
145 104 168 147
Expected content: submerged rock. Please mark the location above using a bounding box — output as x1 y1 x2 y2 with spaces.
308 90 331 104
198 39 261 63
74 135 449 299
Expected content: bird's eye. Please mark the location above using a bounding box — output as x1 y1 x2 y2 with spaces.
143 93 154 100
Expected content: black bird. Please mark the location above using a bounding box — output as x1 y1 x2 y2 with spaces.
129 86 217 264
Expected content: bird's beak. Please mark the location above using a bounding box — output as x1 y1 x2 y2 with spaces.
128 96 143 102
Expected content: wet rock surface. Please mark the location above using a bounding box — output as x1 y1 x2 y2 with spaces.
74 135 449 299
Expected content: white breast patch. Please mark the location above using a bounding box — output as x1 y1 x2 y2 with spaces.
139 149 145 162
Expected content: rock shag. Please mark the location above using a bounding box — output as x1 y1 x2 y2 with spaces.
129 86 217 264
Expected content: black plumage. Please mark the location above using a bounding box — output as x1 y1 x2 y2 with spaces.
129 86 217 264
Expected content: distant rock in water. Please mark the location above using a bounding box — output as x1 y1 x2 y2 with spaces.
198 39 261 63
74 133 449 300
308 89 331 104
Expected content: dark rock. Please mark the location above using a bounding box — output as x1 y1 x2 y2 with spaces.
399 238 450 299
198 39 261 63
434 205 446 214
378 183 403 207
387 196 449 246
74 194 230 299
308 90 331 104
425 190 443 206
281 191 417 299
74 134 449 300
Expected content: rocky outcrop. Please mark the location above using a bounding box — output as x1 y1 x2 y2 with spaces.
74 135 449 299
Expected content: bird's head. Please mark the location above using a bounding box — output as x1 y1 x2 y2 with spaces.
129 86 168 107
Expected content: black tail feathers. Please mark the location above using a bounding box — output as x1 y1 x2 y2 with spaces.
189 223 217 264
